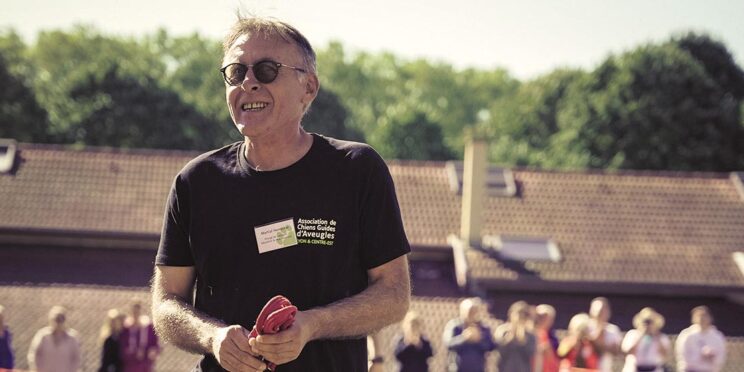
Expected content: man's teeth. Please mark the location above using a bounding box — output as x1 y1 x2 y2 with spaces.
241 102 268 111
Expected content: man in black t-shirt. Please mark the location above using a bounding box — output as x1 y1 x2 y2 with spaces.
151 16 411 372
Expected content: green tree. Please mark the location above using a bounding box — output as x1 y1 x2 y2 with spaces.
558 41 744 170
28 26 167 142
316 42 516 159
488 69 585 167
302 88 363 141
70 66 224 150
0 31 49 142
673 32 744 99
373 110 453 160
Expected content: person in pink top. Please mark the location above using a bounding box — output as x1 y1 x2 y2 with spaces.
119 300 160 372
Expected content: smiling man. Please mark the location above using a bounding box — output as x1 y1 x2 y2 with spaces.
151 17 411 372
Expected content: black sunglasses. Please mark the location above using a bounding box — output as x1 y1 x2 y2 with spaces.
219 60 307 86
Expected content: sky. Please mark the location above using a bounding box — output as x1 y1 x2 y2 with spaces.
2 0 744 79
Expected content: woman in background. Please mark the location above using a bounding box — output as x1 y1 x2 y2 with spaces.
99 308 125 372
621 307 670 372
0 305 14 370
494 301 536 372
558 312 599 371
120 300 160 372
394 310 433 372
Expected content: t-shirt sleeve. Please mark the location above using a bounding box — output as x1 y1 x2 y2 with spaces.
155 174 194 266
357 148 411 269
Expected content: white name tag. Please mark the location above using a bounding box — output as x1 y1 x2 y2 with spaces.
254 218 299 254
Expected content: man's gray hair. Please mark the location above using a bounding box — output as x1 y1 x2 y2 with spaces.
222 16 317 75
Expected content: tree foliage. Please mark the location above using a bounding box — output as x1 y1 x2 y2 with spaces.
0 31 48 142
1 26 743 170
488 32 744 171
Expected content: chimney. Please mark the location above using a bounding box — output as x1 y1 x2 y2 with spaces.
460 136 487 247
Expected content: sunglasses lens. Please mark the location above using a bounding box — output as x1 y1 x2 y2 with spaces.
224 64 247 86
253 61 279 84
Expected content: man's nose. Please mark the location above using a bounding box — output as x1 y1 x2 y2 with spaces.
240 80 260 92
240 70 261 92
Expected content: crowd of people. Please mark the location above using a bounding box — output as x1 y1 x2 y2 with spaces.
384 298 727 372
0 299 160 372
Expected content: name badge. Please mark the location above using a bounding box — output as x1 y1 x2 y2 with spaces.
254 218 299 254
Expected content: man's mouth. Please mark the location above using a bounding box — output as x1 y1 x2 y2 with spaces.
241 102 268 112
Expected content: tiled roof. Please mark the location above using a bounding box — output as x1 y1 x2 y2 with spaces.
0 144 194 235
388 161 462 247
468 170 744 288
2 144 744 288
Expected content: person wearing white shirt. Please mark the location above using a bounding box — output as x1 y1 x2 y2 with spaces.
621 307 670 372
28 306 81 372
587 297 622 372
676 306 726 372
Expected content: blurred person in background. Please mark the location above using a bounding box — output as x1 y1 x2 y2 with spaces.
676 306 726 372
534 304 560 372
621 307 670 372
493 300 536 372
120 300 160 372
558 312 599 371
443 297 496 372
587 297 622 372
99 308 126 372
394 310 433 372
368 334 385 372
0 305 13 370
28 305 81 372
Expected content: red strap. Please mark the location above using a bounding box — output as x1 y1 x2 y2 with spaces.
248 295 297 370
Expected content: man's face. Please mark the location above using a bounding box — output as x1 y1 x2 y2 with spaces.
590 300 611 323
131 303 142 318
693 311 712 328
461 301 481 324
223 32 318 139
50 313 65 330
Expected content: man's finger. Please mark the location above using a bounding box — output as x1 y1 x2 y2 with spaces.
256 332 294 345
224 342 265 371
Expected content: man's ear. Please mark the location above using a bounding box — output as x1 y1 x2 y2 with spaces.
302 73 319 105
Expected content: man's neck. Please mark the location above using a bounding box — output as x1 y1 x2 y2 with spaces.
244 129 312 171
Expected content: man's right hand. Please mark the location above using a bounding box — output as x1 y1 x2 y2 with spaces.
462 326 482 343
212 325 267 372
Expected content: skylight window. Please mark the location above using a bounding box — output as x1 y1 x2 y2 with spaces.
734 252 744 279
482 235 562 262
0 139 17 174
446 161 517 197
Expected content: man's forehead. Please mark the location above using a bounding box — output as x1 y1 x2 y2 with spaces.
225 32 294 61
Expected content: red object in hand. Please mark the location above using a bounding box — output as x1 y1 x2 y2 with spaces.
248 295 298 371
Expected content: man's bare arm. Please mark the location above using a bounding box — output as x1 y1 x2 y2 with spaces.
152 266 267 372
151 266 216 353
307 254 411 339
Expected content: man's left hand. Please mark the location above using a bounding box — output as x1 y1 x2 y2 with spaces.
249 311 316 366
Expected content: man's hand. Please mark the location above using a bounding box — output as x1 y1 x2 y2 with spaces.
462 326 482 343
249 311 316 366
368 362 385 372
212 325 267 372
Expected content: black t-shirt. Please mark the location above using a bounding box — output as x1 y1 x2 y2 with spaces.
156 134 410 372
